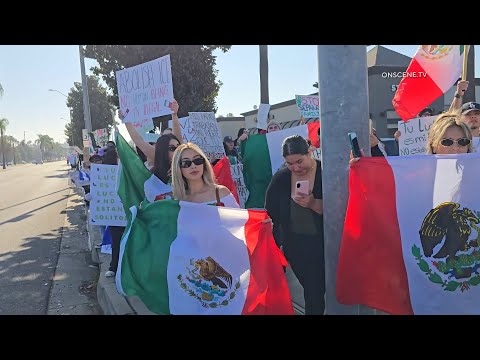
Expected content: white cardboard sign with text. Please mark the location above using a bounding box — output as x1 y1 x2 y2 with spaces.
89 164 127 227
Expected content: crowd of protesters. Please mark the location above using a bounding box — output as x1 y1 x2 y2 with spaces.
64 78 480 316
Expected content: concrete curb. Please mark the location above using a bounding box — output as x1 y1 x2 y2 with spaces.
88 220 155 315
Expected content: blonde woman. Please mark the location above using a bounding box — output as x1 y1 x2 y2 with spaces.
427 112 474 155
171 143 239 207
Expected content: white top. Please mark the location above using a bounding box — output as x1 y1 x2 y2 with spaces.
473 137 480 152
144 161 154 170
199 193 240 208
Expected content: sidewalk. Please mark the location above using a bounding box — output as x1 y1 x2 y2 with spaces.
88 219 155 315
47 187 102 315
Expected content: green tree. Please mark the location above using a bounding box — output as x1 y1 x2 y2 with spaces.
65 75 116 147
83 45 231 128
35 134 54 161
0 118 8 169
4 135 18 164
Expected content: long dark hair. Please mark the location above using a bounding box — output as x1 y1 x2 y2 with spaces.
282 135 309 157
151 133 180 183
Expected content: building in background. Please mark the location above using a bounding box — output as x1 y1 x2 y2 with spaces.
216 116 245 139
240 46 480 138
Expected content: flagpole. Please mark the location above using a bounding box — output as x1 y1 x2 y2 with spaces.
462 45 470 80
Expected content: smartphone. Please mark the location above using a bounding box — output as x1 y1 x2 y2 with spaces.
348 132 362 158
295 180 310 196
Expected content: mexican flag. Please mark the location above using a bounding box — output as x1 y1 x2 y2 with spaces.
212 156 240 205
116 200 294 315
241 122 320 208
115 132 172 214
337 153 480 315
392 45 466 121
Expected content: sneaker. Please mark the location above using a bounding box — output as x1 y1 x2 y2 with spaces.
105 271 115 277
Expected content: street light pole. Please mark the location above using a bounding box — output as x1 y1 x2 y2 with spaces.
79 45 92 133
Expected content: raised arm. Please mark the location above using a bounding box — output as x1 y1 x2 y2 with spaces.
118 109 156 160
448 80 468 113
170 99 183 144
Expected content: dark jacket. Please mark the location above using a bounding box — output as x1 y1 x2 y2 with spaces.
102 147 118 165
265 159 323 248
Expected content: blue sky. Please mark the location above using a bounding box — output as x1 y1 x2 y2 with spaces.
0 45 475 144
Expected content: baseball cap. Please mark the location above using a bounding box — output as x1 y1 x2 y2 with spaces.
223 136 234 143
461 102 480 115
418 107 433 117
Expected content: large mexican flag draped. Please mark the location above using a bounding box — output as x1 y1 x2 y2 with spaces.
392 45 466 121
241 122 320 208
337 153 480 315
117 200 294 315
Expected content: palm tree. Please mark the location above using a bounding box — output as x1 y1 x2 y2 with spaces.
0 118 8 169
35 134 54 161
6 136 19 165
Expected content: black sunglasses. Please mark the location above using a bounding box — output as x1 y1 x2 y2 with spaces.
168 145 178 152
180 157 205 168
440 138 471 147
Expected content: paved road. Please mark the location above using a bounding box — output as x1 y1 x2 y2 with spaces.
0 161 71 314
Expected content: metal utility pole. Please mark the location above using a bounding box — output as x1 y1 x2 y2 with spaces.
317 45 372 314
79 45 92 164
259 45 269 105
79 45 92 132
464 45 475 103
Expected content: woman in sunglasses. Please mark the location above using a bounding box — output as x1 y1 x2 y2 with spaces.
427 112 474 155
119 100 182 186
171 143 239 208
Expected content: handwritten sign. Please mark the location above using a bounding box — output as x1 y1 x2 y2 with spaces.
257 104 270 130
143 132 161 143
132 118 154 134
230 163 249 209
397 116 436 156
93 128 109 147
89 164 127 226
295 95 320 118
175 112 226 159
116 54 173 123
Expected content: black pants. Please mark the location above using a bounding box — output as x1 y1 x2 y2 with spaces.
284 232 325 315
109 226 126 273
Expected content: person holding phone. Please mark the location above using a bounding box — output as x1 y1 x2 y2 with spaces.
265 135 325 315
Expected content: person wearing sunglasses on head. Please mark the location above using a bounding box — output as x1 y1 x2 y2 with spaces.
427 112 474 155
119 100 182 188
171 143 239 208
